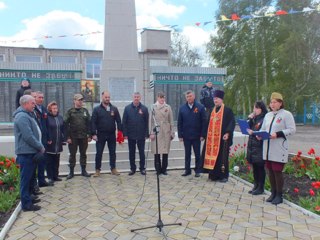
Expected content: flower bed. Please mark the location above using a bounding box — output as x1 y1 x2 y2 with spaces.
229 144 320 215
0 156 20 231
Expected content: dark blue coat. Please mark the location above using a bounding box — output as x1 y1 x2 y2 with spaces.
46 113 65 154
122 102 149 140
177 101 206 140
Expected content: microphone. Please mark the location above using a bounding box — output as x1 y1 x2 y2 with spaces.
151 104 160 133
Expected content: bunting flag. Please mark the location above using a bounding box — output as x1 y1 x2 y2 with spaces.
0 4 319 44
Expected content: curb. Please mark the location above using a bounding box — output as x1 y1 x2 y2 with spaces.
230 174 320 220
0 202 21 240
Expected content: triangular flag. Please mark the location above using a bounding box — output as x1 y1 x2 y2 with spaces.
302 7 314 12
195 22 201 26
220 15 230 21
231 14 240 20
241 15 253 19
265 12 275 17
204 21 212 26
276 10 288 15
288 9 300 14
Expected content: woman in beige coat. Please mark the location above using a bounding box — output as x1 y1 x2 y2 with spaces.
149 92 175 175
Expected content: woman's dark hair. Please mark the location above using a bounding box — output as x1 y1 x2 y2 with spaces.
254 100 268 115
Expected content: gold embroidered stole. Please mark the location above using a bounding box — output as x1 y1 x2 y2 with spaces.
203 104 224 170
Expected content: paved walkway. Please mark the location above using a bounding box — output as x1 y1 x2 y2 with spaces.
5 170 320 240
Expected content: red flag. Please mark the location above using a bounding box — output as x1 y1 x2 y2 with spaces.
231 14 240 20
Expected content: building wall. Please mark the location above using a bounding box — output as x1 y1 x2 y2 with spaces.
0 46 102 122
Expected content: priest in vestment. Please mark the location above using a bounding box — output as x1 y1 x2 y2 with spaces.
203 90 235 182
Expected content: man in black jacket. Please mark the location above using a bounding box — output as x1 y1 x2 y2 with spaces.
16 78 31 109
122 92 149 175
91 91 122 176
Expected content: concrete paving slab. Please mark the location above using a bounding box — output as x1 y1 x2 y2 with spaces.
4 170 320 240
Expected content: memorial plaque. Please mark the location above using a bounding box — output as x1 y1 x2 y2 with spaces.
109 77 135 101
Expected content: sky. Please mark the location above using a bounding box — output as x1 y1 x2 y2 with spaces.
0 0 219 51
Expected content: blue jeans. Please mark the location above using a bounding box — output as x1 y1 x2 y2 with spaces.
17 154 37 209
128 139 146 172
95 133 116 170
37 154 47 184
183 139 202 174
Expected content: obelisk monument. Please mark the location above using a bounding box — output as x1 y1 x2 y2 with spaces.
100 0 143 104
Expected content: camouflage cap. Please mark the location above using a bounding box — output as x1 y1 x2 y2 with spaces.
73 93 84 100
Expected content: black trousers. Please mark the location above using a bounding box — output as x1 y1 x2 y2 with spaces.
46 153 60 180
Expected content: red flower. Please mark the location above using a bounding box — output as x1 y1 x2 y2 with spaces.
300 164 306 169
312 181 320 189
315 156 320 161
9 186 14 191
5 158 10 163
294 188 299 193
11 158 15 163
243 143 247 147
0 180 4 185
6 162 11 168
0 161 4 166
315 206 320 212
308 148 315 155
297 150 302 157
309 189 315 196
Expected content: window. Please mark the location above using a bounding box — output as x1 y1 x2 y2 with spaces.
51 56 77 64
0 55 4 62
86 57 101 79
149 59 168 67
16 55 41 63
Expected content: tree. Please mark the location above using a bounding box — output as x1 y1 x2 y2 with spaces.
171 32 203 67
207 0 320 117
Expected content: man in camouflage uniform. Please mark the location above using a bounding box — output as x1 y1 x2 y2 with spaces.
64 94 92 179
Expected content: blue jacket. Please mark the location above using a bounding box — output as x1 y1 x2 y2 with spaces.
178 101 206 139
13 107 44 154
122 102 149 140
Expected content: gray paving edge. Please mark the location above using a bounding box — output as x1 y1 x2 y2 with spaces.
0 202 21 240
230 173 320 220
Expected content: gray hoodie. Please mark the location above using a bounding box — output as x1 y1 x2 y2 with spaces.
13 107 44 154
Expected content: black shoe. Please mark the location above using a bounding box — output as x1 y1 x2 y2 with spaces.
30 194 39 200
271 194 283 205
32 191 43 195
181 172 191 177
39 181 51 187
54 177 62 181
81 170 91 177
32 198 41 204
162 171 168 175
66 173 74 180
47 179 55 186
266 191 276 202
195 173 200 178
128 170 136 176
252 187 264 195
140 170 146 175
248 183 258 194
23 204 41 212
219 178 228 183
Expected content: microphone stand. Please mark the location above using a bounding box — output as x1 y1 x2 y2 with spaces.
131 107 182 233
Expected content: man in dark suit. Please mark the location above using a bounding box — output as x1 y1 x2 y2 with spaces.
178 90 206 177
34 91 52 187
122 92 149 176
